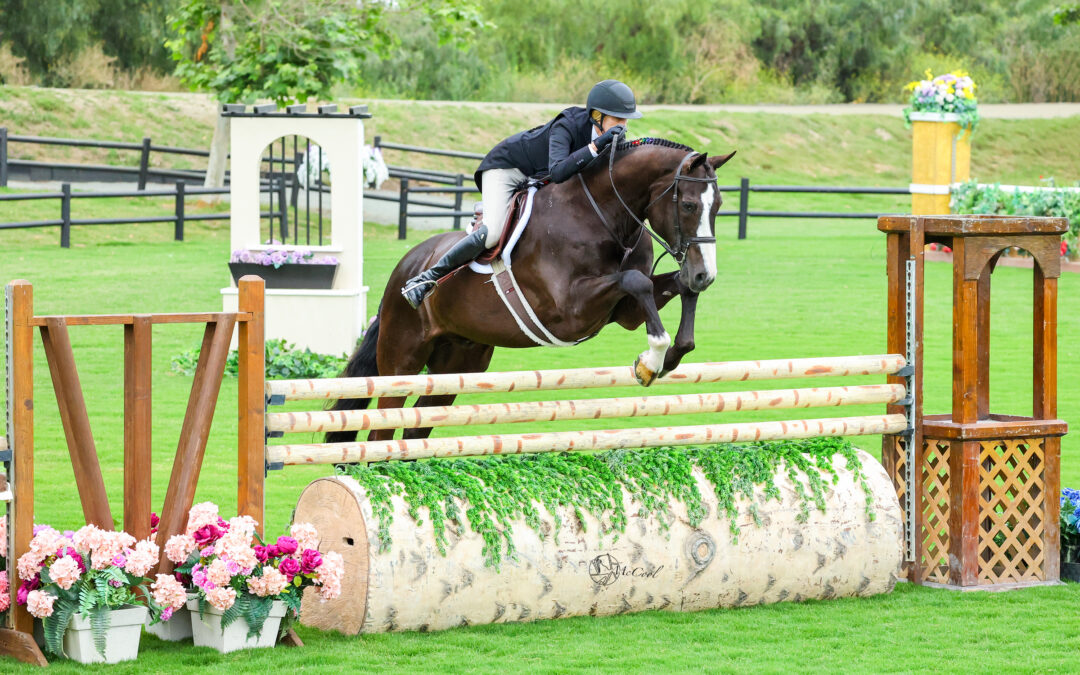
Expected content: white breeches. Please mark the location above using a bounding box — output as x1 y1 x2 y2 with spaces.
479 168 527 248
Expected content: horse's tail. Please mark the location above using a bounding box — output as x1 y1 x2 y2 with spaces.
323 311 380 444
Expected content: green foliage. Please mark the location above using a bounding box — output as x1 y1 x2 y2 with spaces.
170 338 349 379
0 0 174 85
952 179 1080 254
1055 4 1080 24
165 0 487 103
339 438 871 569
40 566 144 659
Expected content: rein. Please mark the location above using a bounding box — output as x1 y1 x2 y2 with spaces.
577 135 718 270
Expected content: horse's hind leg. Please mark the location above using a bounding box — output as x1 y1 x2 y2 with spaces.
402 338 495 440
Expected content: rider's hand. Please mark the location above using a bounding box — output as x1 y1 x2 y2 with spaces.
593 124 626 152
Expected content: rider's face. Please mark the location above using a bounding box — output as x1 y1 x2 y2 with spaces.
602 116 629 132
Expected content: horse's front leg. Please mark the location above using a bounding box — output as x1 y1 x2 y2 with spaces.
614 269 669 386
609 271 699 378
661 287 697 376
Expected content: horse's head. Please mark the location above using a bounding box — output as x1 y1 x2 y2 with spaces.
645 150 736 293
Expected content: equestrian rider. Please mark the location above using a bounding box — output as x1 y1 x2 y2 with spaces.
401 79 644 309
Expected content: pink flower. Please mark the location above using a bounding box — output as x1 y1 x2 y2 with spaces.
165 534 198 564
16 577 39 605
185 502 221 536
161 607 174 621
316 551 344 601
246 567 289 598
0 518 6 555
191 569 214 591
73 524 105 552
275 536 298 556
16 550 46 580
278 557 301 579
49 556 81 590
290 523 319 552
61 547 87 572
300 549 323 575
151 574 187 613
218 534 258 571
206 559 233 588
200 546 216 558
228 516 258 539
26 590 55 618
124 539 160 577
0 571 9 612
192 524 223 547
205 587 236 611
150 512 160 534
28 528 65 558
111 554 127 567
254 546 271 563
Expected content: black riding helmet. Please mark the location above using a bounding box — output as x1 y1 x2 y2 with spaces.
586 80 643 125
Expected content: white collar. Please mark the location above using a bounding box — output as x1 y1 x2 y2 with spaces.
591 125 599 140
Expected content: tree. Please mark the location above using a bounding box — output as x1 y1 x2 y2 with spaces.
1055 4 1080 24
166 0 487 190
0 0 175 85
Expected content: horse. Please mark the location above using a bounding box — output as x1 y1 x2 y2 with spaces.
326 138 735 443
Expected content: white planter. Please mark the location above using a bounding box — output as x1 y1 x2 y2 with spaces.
145 595 197 642
64 604 148 664
187 598 286 653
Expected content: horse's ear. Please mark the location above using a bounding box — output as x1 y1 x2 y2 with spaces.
688 153 709 172
708 151 736 171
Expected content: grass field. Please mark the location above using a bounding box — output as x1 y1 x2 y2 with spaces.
2 200 1079 671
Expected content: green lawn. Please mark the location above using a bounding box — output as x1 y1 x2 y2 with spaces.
2 208 1079 672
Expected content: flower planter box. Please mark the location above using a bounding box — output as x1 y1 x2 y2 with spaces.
188 598 286 653
65 604 147 664
145 594 197 642
229 262 338 290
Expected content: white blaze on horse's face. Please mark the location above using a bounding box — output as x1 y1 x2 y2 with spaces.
695 184 717 285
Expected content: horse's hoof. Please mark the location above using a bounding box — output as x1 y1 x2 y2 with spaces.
633 355 657 387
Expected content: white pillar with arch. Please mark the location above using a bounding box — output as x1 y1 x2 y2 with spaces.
220 104 371 355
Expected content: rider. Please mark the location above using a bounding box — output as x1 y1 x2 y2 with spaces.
401 79 644 309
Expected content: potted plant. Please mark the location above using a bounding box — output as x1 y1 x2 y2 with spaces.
15 524 158 664
1061 488 1080 582
165 502 344 653
229 245 339 290
903 71 978 215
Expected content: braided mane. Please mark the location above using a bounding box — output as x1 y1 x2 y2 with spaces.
614 137 696 153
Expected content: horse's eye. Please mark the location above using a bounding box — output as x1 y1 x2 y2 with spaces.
682 201 695 212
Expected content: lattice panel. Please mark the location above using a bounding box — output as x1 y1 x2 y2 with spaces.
978 438 1046 584
920 440 951 583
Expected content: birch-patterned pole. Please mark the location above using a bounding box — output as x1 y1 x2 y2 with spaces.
267 384 906 434
266 354 906 401
267 413 908 465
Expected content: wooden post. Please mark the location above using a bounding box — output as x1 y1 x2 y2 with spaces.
1034 261 1060 580
124 315 153 542
237 277 265 534
737 177 749 240
397 178 409 240
60 182 71 249
138 137 151 191
39 317 113 529
157 315 236 572
6 281 35 636
174 181 186 241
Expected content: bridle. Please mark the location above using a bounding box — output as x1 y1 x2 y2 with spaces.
577 134 718 270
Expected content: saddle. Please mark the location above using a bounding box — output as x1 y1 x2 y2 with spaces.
475 178 549 264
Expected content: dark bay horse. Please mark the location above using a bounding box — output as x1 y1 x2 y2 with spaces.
327 138 735 443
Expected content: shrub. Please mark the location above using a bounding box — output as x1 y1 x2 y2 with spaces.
171 338 349 380
952 179 1080 256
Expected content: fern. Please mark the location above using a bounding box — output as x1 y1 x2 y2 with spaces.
90 606 111 659
78 585 96 617
43 601 75 658
243 595 273 638
220 596 243 632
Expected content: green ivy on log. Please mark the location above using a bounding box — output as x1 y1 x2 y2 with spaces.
338 438 873 570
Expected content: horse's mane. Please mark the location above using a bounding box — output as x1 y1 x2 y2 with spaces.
614 137 696 153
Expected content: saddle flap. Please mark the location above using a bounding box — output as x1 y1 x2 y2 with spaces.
475 187 532 265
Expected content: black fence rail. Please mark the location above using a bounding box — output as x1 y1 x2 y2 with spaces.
0 181 284 248
0 127 211 188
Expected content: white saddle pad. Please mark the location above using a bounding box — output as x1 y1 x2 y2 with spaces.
468 186 538 274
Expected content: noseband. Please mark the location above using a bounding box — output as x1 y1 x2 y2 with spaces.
577 135 718 268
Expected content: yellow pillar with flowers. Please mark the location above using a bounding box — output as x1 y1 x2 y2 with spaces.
905 71 977 215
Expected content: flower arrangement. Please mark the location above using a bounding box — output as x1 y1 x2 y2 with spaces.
951 179 1080 256
903 70 979 132
0 517 10 620
230 245 338 268
15 524 159 658
1061 487 1080 557
165 502 344 639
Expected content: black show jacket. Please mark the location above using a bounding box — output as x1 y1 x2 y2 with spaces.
473 106 596 191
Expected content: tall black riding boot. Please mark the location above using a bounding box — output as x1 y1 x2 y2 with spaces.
401 225 489 309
